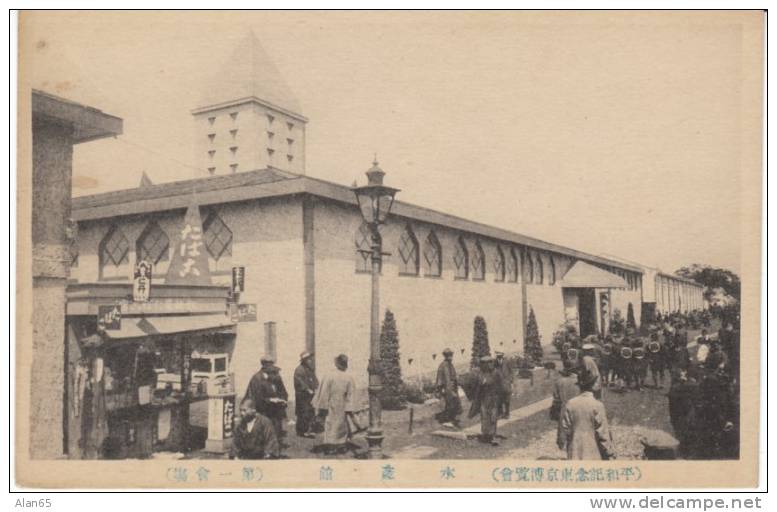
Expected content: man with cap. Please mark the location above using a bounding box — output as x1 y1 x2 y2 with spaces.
468 355 504 446
550 358 579 422
494 351 513 419
293 351 319 438
579 340 602 400
557 368 616 460
312 354 361 455
243 356 289 442
435 348 462 428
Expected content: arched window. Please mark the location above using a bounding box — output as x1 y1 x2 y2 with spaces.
398 224 420 276
355 222 371 273
136 221 170 265
524 251 533 283
549 256 556 285
535 254 544 284
203 212 232 261
423 230 442 277
453 237 469 279
99 224 129 270
471 241 485 280
506 247 518 283
494 245 505 282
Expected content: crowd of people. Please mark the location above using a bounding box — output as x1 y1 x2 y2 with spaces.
227 308 740 461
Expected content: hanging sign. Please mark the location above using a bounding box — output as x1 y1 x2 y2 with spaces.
133 260 153 302
223 395 235 439
97 304 122 331
237 303 257 322
232 266 245 293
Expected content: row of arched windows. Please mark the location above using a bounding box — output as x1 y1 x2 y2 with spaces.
355 223 557 285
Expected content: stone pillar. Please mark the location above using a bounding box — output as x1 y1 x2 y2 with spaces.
30 117 73 459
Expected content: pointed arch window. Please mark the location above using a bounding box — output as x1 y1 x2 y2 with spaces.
136 221 170 265
203 212 232 260
506 247 518 283
100 224 129 270
453 237 469 279
472 241 485 281
423 230 442 277
535 253 544 285
524 251 534 283
355 222 372 273
549 256 556 285
494 245 506 282
398 224 420 276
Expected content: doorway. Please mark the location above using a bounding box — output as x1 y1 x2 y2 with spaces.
578 289 597 337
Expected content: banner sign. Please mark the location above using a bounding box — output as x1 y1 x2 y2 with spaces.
232 266 245 293
237 303 257 322
133 260 153 302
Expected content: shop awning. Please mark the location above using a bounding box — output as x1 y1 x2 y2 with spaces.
561 261 628 289
102 314 236 341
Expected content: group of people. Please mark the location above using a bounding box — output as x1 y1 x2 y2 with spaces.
230 351 361 459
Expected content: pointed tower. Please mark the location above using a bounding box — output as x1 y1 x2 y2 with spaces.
192 32 307 175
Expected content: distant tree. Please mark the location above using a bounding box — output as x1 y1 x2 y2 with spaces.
675 264 741 303
524 308 544 365
470 316 491 368
379 309 405 410
626 303 637 331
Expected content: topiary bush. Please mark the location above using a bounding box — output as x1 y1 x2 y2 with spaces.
379 309 406 410
524 307 544 366
626 302 637 332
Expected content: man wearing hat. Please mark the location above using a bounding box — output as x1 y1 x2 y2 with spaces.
435 348 462 428
557 368 615 460
579 341 602 400
468 355 504 446
293 351 319 438
243 356 289 442
494 352 513 419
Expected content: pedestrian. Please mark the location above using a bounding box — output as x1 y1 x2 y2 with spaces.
435 348 462 428
550 358 578 421
631 338 647 391
468 355 504 446
312 354 362 455
646 333 666 388
667 368 698 457
495 351 513 419
243 356 289 442
579 341 602 399
229 398 281 460
293 351 318 438
557 369 616 460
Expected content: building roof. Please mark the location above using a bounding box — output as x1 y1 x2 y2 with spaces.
656 272 704 287
560 261 627 289
32 89 123 143
192 31 304 119
71 167 643 273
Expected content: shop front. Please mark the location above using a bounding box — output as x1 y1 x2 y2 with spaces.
64 282 237 459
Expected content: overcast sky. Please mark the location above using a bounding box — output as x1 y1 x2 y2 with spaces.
21 11 759 275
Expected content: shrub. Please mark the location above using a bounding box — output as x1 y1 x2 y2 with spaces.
609 308 626 336
402 382 426 405
379 309 406 410
524 307 544 365
552 321 580 354
626 302 637 332
470 316 491 368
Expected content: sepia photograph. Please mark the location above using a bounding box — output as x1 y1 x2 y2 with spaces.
13 9 764 489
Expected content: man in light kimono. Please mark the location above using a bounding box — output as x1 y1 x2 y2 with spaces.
557 369 616 460
435 348 462 428
312 354 361 455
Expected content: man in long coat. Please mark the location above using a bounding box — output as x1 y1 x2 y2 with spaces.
550 358 579 421
243 357 288 440
435 348 462 427
495 352 513 419
557 369 616 460
229 398 280 460
312 354 359 454
293 351 319 438
468 356 504 446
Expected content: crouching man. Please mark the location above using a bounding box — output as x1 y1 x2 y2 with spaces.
230 398 281 460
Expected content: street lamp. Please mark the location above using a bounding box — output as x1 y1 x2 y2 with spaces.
352 158 399 459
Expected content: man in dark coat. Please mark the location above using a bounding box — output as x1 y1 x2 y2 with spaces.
667 368 698 457
550 358 578 422
435 348 462 428
494 352 513 419
293 351 318 438
229 398 280 460
468 356 504 446
243 356 288 441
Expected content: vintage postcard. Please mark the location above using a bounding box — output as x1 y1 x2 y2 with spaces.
15 10 764 489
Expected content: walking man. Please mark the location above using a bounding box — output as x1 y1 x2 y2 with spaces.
550 358 579 422
468 356 504 446
293 351 318 438
435 348 462 428
495 351 513 419
312 354 361 455
557 369 616 460
580 342 602 399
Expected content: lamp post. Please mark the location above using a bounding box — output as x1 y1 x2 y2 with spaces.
352 158 399 460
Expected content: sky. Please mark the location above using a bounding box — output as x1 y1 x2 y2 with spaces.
20 11 761 275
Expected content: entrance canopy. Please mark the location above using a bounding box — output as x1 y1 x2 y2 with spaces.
102 314 236 341
561 261 628 289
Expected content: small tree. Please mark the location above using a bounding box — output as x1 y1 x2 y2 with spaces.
379 309 405 410
609 308 625 336
470 316 491 368
524 307 544 366
626 302 637 332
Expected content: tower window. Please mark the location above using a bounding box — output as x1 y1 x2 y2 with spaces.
230 146 238 154
207 167 216 175
267 113 275 124
230 129 238 139
230 164 238 173
287 154 294 162
208 133 216 142
208 116 216 125
230 111 238 120
267 148 275 156
208 150 216 159
287 122 294 131
136 221 170 265
267 131 274 141
287 138 294 147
